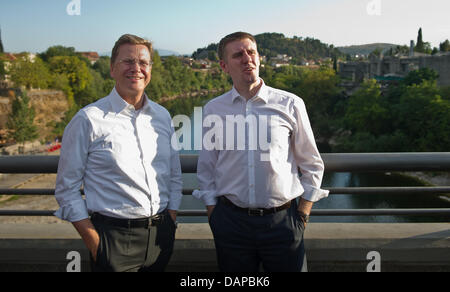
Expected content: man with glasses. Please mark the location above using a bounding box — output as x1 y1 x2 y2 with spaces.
55 34 182 272
194 32 329 272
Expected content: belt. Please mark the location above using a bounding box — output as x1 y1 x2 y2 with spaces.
91 212 165 228
220 196 292 216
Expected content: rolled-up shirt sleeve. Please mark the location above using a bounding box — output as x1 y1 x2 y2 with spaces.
54 111 91 222
292 98 329 202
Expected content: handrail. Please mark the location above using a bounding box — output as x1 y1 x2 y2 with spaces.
1 209 449 217
1 153 450 173
2 187 450 196
1 153 450 218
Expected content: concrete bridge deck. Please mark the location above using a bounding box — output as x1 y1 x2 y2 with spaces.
0 223 448 272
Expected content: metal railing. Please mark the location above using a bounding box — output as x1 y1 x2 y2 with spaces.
1 153 450 218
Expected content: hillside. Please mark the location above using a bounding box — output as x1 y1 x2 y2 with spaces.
192 32 344 64
337 43 400 56
0 89 69 141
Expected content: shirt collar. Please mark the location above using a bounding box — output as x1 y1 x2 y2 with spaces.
231 78 269 104
109 87 152 115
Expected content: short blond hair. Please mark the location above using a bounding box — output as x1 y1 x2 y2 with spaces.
111 34 153 65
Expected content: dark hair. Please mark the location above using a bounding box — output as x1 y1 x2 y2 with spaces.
111 34 153 65
218 32 257 60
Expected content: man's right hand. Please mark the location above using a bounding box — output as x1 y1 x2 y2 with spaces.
206 205 215 221
72 219 100 262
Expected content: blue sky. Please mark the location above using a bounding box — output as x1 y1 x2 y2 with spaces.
1 0 449 55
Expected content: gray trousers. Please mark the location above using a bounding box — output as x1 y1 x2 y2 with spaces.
90 209 177 272
209 197 307 272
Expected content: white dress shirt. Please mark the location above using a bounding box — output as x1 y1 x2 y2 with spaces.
55 87 183 222
193 79 329 208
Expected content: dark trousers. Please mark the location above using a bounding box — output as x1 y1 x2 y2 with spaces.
209 198 307 272
90 209 177 272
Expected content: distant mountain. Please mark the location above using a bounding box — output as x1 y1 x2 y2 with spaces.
337 43 400 56
156 49 180 56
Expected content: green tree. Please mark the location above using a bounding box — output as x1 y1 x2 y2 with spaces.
47 56 92 106
92 56 112 80
333 55 338 72
7 92 38 147
208 51 219 62
440 86 450 101
9 55 51 89
344 79 389 136
0 28 4 54
49 73 72 101
76 68 113 107
0 56 5 80
393 45 410 56
415 28 425 53
402 68 439 86
336 68 450 152
395 80 450 151
39 45 76 62
146 53 230 102
146 51 167 101
440 40 450 52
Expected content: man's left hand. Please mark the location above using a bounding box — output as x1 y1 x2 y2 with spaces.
168 209 177 223
297 197 313 227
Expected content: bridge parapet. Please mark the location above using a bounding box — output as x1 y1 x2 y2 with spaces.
0 223 448 272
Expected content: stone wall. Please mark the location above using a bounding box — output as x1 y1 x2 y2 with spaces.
342 53 450 87
419 54 450 86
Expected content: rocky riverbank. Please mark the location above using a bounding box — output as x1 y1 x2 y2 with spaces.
399 171 450 203
400 171 450 186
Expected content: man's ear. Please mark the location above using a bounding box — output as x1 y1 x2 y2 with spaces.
110 63 115 79
219 60 228 74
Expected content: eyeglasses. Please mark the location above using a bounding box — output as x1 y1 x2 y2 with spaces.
119 58 153 69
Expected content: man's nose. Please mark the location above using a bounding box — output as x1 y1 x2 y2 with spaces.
242 52 252 63
129 61 141 72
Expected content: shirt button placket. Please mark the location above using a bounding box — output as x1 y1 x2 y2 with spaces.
246 101 256 207
136 114 153 216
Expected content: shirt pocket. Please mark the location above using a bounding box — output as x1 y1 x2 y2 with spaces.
268 118 291 164
89 126 138 169
89 134 116 168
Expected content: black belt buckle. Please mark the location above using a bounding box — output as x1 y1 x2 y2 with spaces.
248 208 265 216
127 218 150 229
150 214 164 226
